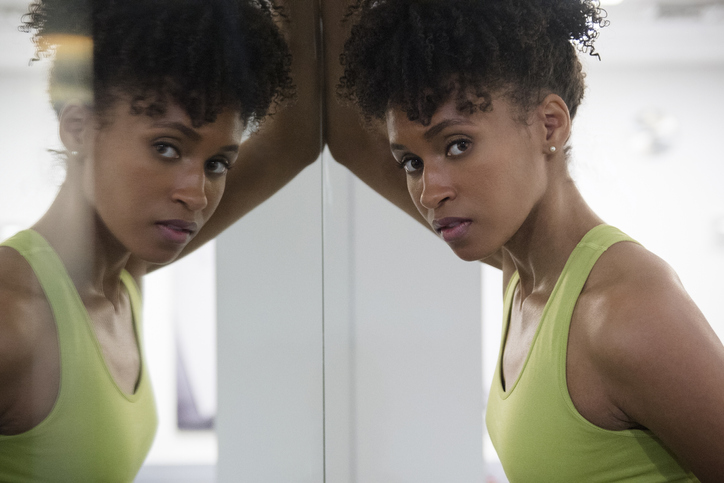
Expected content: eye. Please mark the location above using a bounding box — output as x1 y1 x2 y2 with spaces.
447 139 471 157
205 158 231 175
401 157 423 174
154 142 180 159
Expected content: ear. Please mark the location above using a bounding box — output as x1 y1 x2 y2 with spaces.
58 101 93 156
536 94 571 156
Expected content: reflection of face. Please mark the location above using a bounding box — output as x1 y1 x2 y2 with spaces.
84 101 244 264
387 97 548 261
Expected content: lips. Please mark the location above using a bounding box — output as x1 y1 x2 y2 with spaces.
156 219 198 244
432 217 472 243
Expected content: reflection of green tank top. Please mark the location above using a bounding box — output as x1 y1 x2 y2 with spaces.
486 225 699 483
0 230 157 483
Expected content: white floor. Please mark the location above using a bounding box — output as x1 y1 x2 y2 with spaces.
135 465 215 483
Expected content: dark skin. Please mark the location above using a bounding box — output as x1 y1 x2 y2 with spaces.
321 0 425 223
0 252 69 435
0 0 321 435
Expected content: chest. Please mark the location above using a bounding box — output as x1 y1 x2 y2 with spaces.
0 294 156 482
4 292 140 435
500 291 547 391
499 284 632 431
83 293 141 394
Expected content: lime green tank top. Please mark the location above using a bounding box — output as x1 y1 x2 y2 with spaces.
486 225 699 483
0 230 158 482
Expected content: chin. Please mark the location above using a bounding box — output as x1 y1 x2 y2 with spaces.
449 246 484 262
132 245 184 266
449 242 498 263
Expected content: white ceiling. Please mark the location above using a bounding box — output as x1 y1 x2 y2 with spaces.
586 0 724 64
0 0 33 9
1 0 723 71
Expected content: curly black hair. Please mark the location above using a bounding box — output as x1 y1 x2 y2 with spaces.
21 0 294 127
339 0 607 125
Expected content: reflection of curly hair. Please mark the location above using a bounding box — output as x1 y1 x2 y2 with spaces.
21 0 293 127
339 0 607 125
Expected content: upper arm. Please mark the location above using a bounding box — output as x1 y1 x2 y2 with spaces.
0 289 30 413
0 256 44 424
322 0 430 228
592 264 724 481
188 0 322 245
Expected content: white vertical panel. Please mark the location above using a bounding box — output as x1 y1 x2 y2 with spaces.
323 151 484 482
216 160 324 482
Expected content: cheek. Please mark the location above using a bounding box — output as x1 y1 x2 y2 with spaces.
83 155 121 207
204 180 226 215
406 177 424 209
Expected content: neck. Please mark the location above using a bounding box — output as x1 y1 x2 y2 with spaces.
503 175 603 300
32 173 130 307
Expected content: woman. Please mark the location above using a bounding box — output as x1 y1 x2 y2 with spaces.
333 0 724 481
0 0 320 480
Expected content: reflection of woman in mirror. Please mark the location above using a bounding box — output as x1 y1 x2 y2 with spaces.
0 0 319 480
332 0 724 480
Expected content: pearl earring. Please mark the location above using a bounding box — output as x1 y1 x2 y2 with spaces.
549 146 556 153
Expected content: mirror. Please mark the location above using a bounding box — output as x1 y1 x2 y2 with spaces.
316 1 724 482
2 0 723 481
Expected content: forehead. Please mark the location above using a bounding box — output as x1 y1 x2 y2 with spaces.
98 97 245 141
385 95 518 143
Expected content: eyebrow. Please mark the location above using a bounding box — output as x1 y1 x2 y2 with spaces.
152 121 202 141
390 118 475 152
152 120 240 153
219 144 240 154
423 118 474 140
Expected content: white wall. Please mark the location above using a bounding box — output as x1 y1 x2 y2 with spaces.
0 70 62 232
573 63 724 336
215 153 483 482
322 151 484 482
215 162 325 482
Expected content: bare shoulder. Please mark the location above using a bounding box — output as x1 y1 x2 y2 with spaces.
0 245 48 317
576 241 717 362
574 241 724 479
0 247 53 384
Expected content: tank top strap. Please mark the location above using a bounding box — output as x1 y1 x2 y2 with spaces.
0 229 102 402
543 224 640 359
500 271 521 364
1 230 149 399
0 230 92 353
0 230 158 481
487 226 698 482
119 270 143 340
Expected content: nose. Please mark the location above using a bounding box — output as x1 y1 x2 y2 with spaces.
419 163 455 210
172 164 208 211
